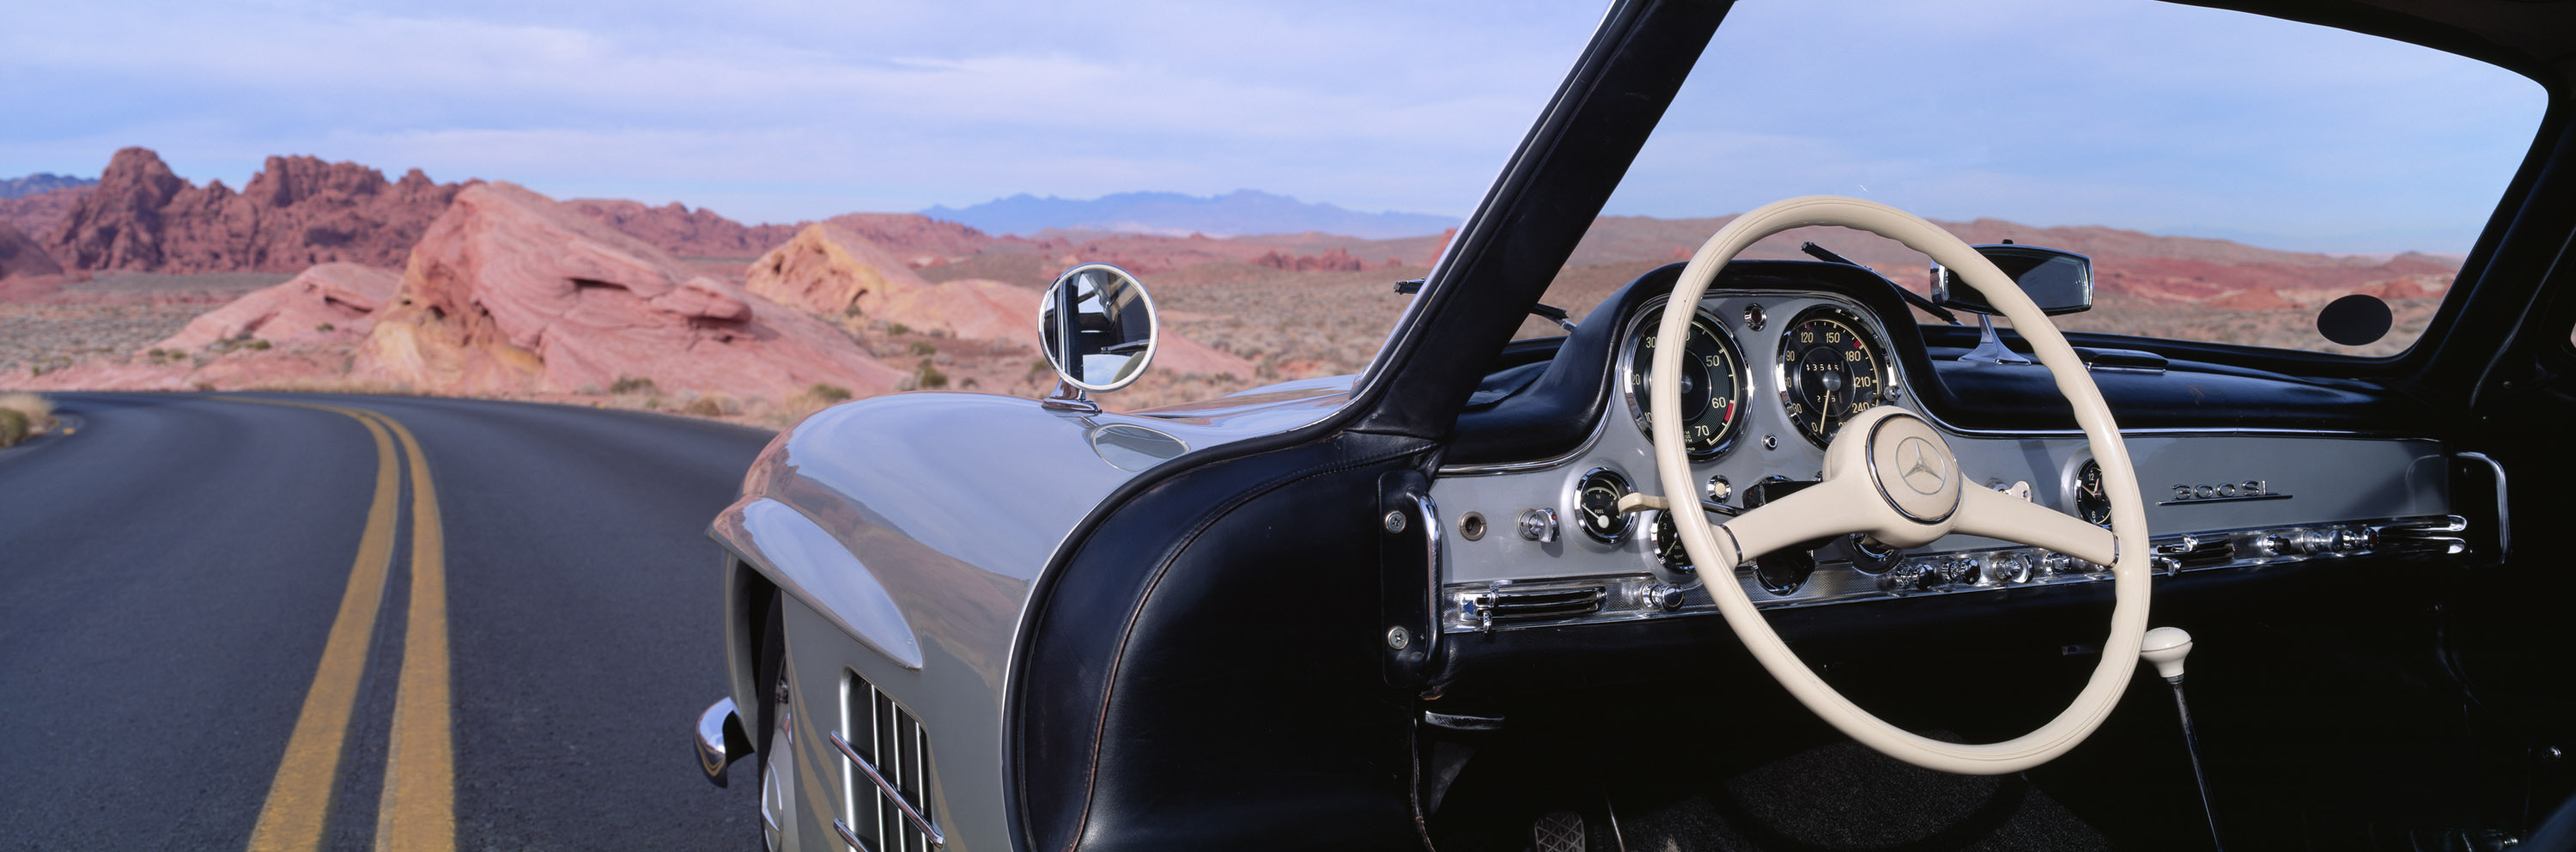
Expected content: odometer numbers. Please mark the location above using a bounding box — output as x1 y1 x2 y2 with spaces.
1620 304 1750 459
1777 308 1889 447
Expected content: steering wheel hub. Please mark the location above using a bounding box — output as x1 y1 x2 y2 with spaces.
1866 413 1960 525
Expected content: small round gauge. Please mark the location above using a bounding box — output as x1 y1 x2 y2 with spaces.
2073 460 2112 527
1620 305 1749 459
1777 307 1889 447
1575 468 1634 544
1648 512 1693 574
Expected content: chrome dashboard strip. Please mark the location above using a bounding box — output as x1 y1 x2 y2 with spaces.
829 730 947 847
1441 514 2466 633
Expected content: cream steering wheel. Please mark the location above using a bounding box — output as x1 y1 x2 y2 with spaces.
1648 196 2151 775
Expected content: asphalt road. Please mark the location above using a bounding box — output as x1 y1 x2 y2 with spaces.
0 393 772 850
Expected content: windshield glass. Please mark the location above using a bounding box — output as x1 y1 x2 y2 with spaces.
1535 0 2549 356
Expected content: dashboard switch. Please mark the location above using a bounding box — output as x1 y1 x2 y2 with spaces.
1517 508 1558 544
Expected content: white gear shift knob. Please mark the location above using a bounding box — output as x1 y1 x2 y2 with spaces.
2140 626 2194 682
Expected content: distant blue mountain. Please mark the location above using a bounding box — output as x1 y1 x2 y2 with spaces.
921 189 1456 240
0 173 97 200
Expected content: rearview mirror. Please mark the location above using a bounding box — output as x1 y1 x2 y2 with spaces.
1038 264 1159 405
1931 245 2093 316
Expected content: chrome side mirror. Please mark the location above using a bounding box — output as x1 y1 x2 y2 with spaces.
1931 244 2094 316
1038 263 1159 411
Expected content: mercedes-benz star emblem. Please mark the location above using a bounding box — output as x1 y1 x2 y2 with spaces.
1898 436 1946 494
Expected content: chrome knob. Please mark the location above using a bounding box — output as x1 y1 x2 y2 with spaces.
1644 583 1685 612
1517 508 1558 543
1989 552 2033 585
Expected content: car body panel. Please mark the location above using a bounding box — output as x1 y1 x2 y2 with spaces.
709 382 1353 849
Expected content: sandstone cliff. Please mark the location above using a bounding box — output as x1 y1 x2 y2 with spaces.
745 223 1255 380
0 222 62 279
563 198 800 258
42 148 466 274
156 263 399 350
0 186 90 243
355 182 904 399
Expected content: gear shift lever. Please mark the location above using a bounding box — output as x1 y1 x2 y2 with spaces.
2142 626 2224 851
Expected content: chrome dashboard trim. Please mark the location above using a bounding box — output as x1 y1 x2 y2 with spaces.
1441 514 2466 631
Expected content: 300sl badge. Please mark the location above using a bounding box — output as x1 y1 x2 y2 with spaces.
2160 480 2290 504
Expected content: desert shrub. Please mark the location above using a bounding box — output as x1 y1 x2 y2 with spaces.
908 341 937 356
0 409 27 447
0 393 54 433
247 339 272 350
682 397 724 417
316 322 335 332
843 304 864 317
806 383 853 404
915 358 949 390
609 374 659 395
886 322 911 335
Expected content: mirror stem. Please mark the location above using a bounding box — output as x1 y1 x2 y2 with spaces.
1956 313 2032 365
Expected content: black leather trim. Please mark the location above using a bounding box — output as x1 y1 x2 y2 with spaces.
1015 431 1436 851
1446 263 1683 466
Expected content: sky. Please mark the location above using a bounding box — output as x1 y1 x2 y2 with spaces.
0 0 2550 254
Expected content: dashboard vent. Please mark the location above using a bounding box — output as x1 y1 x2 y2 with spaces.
1473 585 1607 630
833 671 944 851
2155 535 2237 571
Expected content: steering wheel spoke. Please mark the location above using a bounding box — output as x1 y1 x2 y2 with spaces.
1716 472 1878 567
1953 484 2117 567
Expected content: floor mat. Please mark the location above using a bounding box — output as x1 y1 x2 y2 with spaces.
1614 739 2111 852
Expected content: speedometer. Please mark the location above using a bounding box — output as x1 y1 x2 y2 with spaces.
1619 304 1748 459
1777 307 1887 447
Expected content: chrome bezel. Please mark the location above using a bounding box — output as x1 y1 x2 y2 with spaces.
1774 305 1892 449
1574 466 1636 544
1037 262 1161 393
1615 295 1750 461
1641 509 1703 580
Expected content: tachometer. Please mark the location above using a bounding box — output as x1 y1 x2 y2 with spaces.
1619 304 1749 459
1777 307 1887 447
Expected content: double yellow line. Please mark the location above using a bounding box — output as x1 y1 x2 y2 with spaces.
234 401 453 852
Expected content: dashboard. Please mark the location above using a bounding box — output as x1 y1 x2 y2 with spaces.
1429 265 2472 637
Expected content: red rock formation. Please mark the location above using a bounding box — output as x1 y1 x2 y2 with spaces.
157 263 400 350
744 222 1255 380
821 212 999 259
747 223 1040 342
1253 246 1370 272
564 198 800 258
0 186 90 244
0 222 62 279
355 182 904 399
42 148 466 273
